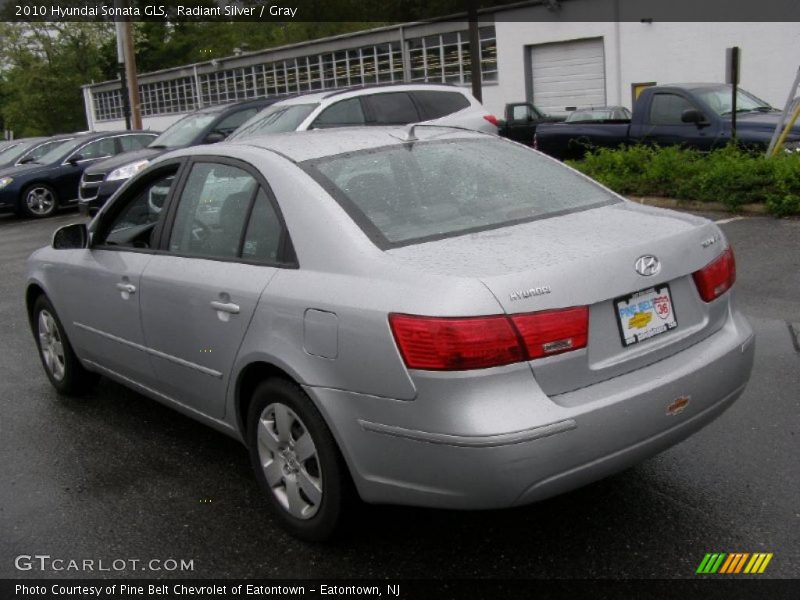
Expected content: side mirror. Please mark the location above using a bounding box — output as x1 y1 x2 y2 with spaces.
52 223 88 249
204 131 226 144
67 154 83 165
681 108 707 125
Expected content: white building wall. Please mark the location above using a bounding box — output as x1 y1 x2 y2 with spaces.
491 13 799 117
618 22 800 107
491 20 619 116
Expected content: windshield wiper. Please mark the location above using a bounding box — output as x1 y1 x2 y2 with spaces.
752 106 777 112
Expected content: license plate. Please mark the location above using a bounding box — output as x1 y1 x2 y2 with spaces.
614 284 678 347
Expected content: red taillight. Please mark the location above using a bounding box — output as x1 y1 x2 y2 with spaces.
511 307 589 359
388 314 523 370
692 246 736 302
389 307 588 371
483 114 499 126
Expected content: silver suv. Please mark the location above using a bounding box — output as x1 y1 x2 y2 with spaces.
230 84 498 139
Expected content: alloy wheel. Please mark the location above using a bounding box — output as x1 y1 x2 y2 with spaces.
26 187 56 216
257 402 323 519
38 309 65 381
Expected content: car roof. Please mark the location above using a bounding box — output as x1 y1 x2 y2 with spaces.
195 98 277 115
660 83 729 91
227 125 489 163
572 106 627 111
273 83 467 107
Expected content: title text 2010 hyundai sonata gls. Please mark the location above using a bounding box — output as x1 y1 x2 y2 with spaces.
25 127 754 540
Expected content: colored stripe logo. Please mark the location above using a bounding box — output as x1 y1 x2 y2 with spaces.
696 552 773 574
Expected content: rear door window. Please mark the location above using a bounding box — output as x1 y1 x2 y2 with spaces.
168 163 258 259
312 98 366 128
412 91 471 120
365 92 420 125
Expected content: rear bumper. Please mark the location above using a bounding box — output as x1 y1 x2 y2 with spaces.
308 309 754 509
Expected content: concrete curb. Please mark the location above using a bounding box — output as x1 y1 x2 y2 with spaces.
628 196 768 215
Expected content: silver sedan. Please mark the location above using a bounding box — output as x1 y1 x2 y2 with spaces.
25 127 754 540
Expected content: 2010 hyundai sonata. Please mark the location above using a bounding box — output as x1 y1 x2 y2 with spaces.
25 127 754 540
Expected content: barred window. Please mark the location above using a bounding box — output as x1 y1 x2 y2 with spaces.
138 77 198 116
90 26 497 122
93 89 125 121
408 26 497 85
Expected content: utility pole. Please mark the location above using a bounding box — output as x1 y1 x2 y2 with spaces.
726 46 740 145
115 20 131 129
116 0 142 130
467 0 482 102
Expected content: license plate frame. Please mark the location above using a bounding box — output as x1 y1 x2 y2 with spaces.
614 284 678 347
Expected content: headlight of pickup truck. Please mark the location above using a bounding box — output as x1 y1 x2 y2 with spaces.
106 159 150 182
0 177 13 190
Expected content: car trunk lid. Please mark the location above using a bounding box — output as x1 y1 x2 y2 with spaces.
386 202 732 396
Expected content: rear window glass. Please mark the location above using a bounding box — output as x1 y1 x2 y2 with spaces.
304 138 619 248
412 91 471 120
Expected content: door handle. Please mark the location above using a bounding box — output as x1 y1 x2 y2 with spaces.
116 283 136 294
210 301 240 315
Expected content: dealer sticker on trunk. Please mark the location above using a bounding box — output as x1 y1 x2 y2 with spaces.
614 284 678 347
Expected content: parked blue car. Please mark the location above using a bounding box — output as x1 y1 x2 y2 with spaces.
0 131 156 218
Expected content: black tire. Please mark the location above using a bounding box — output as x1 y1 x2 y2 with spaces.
247 378 350 541
32 295 98 395
20 183 59 218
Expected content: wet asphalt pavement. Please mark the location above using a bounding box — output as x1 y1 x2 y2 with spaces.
0 209 798 580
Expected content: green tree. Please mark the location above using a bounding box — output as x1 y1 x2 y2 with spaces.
0 23 114 136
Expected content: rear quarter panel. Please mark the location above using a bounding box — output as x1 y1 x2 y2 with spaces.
225 146 506 414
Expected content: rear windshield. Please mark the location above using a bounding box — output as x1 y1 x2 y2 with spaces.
229 104 317 140
304 137 619 248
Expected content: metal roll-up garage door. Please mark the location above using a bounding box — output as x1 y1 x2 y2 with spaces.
530 38 606 116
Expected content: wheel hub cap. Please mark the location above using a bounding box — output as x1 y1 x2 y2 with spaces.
27 188 55 215
257 402 323 520
38 310 65 381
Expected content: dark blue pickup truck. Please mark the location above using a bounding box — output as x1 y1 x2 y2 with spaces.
534 83 800 160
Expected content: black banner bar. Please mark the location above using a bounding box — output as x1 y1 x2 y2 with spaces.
2 579 800 600
2 0 800 23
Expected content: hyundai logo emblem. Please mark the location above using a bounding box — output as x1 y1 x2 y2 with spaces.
635 255 661 276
